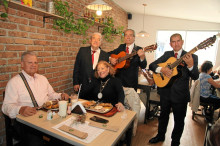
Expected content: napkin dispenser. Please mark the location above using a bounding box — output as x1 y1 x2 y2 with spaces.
71 101 87 114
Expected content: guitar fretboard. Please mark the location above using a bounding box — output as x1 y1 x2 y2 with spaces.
170 47 198 69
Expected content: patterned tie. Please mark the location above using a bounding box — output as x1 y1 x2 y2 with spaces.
126 47 129 54
92 51 96 64
174 53 178 58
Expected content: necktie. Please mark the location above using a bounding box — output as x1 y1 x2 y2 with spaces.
126 47 129 54
174 53 178 58
92 51 96 64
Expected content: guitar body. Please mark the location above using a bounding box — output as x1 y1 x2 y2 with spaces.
110 44 158 70
110 51 128 69
153 57 178 88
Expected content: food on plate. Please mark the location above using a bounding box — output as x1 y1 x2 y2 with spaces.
83 100 96 108
99 103 112 107
43 100 59 109
94 105 103 110
82 101 113 113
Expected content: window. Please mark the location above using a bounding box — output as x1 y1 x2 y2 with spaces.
156 30 219 66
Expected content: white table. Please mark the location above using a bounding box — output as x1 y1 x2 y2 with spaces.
16 109 136 146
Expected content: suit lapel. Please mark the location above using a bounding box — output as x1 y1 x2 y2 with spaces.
86 47 93 70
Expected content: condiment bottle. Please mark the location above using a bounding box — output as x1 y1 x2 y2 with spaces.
67 98 72 115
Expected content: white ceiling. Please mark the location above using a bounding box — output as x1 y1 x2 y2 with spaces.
112 0 220 24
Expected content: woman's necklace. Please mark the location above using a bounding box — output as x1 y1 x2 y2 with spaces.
98 78 110 99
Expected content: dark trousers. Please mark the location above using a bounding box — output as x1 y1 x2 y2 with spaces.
157 94 187 145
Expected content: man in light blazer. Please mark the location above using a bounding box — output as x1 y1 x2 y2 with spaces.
73 32 109 98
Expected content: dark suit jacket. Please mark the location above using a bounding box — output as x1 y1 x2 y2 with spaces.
109 44 147 90
149 50 199 103
73 46 109 87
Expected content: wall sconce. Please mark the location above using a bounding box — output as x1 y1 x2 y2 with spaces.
86 0 112 16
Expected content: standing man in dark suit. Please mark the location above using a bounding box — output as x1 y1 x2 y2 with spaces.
149 33 199 146
73 32 109 97
109 29 147 90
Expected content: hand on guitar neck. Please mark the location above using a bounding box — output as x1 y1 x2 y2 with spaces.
182 54 193 68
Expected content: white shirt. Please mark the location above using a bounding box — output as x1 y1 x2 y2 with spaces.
2 70 61 118
91 47 100 69
126 43 135 54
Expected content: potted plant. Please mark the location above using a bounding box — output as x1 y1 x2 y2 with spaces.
0 0 9 18
102 17 124 43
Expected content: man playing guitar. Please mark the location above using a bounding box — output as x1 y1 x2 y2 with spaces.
109 29 147 91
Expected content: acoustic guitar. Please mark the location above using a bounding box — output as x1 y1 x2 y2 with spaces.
153 34 218 88
110 44 157 70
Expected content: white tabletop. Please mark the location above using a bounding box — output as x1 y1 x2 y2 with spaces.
16 109 136 146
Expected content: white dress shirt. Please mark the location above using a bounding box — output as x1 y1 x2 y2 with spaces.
2 70 61 118
91 47 100 69
126 43 135 54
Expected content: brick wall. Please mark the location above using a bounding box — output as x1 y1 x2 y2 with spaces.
0 0 127 145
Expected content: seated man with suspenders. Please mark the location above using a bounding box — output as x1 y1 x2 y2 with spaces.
2 51 69 146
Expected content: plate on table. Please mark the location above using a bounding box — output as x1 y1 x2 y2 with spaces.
43 100 59 110
82 101 113 114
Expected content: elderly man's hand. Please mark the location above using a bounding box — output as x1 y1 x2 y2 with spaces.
19 106 37 117
74 85 80 92
115 102 125 112
161 67 173 78
109 57 118 65
183 54 193 68
61 93 69 100
137 49 145 60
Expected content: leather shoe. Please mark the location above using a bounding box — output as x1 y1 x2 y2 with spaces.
149 135 165 144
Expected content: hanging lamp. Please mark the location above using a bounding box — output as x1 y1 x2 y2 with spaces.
137 4 149 37
86 0 112 16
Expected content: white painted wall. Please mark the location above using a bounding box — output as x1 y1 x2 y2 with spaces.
128 14 220 69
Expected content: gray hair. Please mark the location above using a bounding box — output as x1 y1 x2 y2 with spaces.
21 51 37 61
170 33 182 42
124 29 135 37
90 32 102 41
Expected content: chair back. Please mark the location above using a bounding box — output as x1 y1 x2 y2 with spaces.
2 91 18 146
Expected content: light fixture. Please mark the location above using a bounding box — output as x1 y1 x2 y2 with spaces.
86 0 112 16
137 4 149 38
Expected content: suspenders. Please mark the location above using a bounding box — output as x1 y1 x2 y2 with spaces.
19 73 39 107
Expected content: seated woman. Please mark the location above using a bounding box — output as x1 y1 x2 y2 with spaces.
81 60 125 112
200 61 220 113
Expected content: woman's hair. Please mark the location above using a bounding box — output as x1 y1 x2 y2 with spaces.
94 61 116 78
200 61 213 73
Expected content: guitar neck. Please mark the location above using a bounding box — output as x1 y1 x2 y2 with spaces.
170 47 198 69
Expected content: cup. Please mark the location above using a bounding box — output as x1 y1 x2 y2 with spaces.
121 109 127 119
71 93 78 104
58 101 67 118
46 2 55 14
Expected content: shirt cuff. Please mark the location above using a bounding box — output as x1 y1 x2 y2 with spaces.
155 67 162 73
188 66 193 71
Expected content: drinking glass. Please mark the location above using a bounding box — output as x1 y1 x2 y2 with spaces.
58 101 67 118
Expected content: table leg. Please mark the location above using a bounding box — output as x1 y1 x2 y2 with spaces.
125 121 134 146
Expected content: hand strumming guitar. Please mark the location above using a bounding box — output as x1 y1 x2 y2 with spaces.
109 57 118 66
161 67 173 78
183 54 194 68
